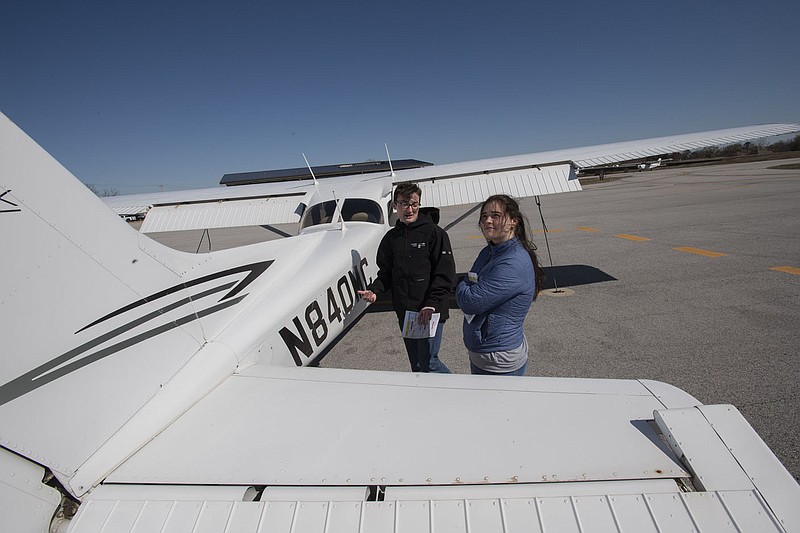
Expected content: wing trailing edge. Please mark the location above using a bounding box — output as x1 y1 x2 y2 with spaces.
140 195 304 233
418 162 580 207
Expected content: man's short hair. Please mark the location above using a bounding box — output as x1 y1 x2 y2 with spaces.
394 183 422 203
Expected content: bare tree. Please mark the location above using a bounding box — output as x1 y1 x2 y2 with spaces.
84 183 119 197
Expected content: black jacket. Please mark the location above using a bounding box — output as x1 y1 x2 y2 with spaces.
368 208 455 326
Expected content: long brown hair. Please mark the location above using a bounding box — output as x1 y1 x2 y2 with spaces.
480 194 546 294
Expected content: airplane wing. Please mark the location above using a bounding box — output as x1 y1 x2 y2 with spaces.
3 111 800 532
50 369 800 532
103 123 799 233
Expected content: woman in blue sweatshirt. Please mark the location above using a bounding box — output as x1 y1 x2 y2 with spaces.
456 195 545 375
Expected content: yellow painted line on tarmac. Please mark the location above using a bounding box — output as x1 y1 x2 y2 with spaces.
673 246 728 258
770 266 800 275
615 234 651 242
577 226 599 232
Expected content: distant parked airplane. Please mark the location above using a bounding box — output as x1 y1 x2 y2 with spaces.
637 157 670 170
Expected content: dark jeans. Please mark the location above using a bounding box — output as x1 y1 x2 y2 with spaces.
402 322 451 373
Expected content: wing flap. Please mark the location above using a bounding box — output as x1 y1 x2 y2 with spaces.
140 195 303 233
419 163 580 208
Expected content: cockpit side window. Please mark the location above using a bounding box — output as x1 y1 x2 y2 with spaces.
341 199 383 224
300 200 337 229
300 198 384 229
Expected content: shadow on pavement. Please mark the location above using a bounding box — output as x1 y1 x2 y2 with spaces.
364 265 616 313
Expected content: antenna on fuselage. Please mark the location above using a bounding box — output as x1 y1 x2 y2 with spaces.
384 143 395 177
302 153 319 187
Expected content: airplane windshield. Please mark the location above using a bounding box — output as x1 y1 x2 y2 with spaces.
300 198 383 229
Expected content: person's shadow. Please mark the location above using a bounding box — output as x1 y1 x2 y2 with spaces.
366 265 617 313
444 265 616 309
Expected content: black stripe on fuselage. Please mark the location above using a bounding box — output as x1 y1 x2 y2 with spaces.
0 261 273 406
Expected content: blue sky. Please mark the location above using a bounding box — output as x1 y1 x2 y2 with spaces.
2 0 798 194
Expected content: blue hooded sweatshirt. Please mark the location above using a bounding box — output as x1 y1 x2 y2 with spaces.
456 237 536 353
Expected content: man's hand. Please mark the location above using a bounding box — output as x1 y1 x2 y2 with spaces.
417 306 435 324
357 290 377 303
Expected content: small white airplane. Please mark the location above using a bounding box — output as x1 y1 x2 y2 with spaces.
637 157 670 170
2 111 800 532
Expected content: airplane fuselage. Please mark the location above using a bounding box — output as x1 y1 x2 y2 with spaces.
199 203 390 371
262 224 383 366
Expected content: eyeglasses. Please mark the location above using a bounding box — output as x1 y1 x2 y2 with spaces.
398 201 420 209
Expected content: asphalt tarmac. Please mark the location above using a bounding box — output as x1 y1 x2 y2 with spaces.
324 159 800 482
149 158 800 481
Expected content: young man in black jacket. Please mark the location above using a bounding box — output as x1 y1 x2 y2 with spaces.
357 183 455 373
